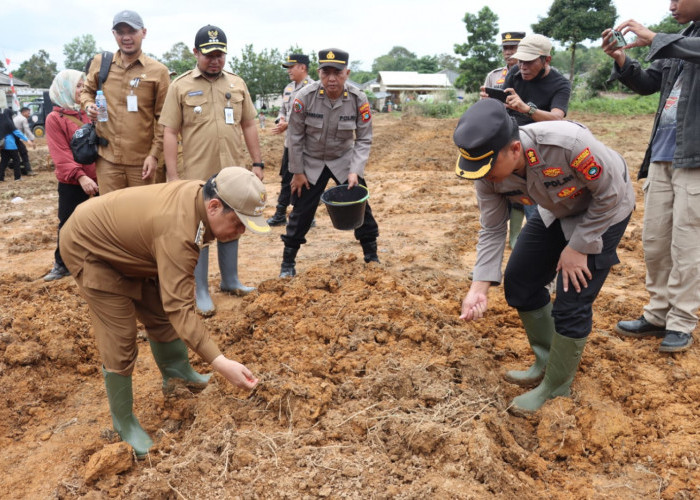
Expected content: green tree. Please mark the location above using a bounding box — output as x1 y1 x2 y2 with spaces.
414 55 439 73
454 7 500 91
436 53 460 71
228 45 289 107
63 34 100 71
14 50 57 88
372 46 418 72
161 42 196 76
533 0 617 80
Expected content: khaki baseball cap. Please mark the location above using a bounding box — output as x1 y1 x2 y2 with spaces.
511 34 552 61
212 167 270 234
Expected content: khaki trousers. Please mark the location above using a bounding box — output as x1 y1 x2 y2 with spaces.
642 162 700 333
76 278 179 376
96 156 155 195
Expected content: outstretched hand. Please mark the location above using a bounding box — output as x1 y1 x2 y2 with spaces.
460 281 491 321
211 355 259 390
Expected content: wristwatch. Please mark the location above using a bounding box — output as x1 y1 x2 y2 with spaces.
526 102 538 116
252 162 265 169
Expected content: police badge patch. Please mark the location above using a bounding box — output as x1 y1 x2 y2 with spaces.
359 102 371 122
293 98 304 113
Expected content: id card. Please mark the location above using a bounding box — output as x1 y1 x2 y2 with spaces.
224 107 234 124
127 95 138 112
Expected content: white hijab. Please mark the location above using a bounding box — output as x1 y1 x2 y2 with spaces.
49 69 84 111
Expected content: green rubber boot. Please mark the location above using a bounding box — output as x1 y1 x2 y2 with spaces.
509 332 588 416
508 207 525 249
504 303 555 387
102 367 153 458
148 338 211 392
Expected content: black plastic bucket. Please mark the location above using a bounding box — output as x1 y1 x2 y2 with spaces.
320 184 370 230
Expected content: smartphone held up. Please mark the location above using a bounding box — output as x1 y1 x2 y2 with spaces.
484 87 508 103
611 29 627 48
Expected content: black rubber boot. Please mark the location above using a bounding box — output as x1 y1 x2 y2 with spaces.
280 246 298 278
267 205 288 226
361 240 380 263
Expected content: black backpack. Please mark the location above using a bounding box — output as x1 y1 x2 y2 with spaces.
70 52 112 165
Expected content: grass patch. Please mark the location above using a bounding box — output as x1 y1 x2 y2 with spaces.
569 94 658 115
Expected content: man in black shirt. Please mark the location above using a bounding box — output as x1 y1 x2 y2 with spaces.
502 34 571 126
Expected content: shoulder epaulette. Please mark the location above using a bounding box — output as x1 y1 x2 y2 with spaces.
172 70 193 82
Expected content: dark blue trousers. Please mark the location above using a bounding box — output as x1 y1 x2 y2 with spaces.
504 210 631 338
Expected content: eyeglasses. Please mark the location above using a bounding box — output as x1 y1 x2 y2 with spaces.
112 28 141 38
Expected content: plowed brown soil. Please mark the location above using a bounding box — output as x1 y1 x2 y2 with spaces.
0 112 698 499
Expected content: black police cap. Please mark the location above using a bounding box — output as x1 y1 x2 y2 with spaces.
318 48 348 70
453 99 518 180
501 32 526 46
282 53 310 68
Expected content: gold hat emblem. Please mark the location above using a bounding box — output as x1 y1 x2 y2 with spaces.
208 30 218 40
505 34 512 39
327 51 335 60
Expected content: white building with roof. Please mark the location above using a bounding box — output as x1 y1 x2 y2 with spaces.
366 71 457 110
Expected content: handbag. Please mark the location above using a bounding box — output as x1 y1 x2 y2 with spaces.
69 51 113 165
70 122 101 164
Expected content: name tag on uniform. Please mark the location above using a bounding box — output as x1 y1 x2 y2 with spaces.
224 107 234 124
127 95 138 112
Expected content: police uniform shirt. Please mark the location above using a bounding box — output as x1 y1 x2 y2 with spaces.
473 120 635 283
60 181 222 363
287 81 372 184
159 67 258 180
278 77 315 147
483 66 508 89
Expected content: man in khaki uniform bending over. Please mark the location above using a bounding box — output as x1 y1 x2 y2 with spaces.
60 167 269 457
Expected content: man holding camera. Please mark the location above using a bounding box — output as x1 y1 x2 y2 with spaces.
501 34 571 126
602 2 700 353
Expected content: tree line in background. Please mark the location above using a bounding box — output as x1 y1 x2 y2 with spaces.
7 1 686 100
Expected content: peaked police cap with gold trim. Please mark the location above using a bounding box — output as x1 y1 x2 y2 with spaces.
318 48 348 70
282 53 310 68
453 99 518 180
501 31 526 46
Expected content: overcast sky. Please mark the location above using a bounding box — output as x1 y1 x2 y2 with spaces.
2 0 670 73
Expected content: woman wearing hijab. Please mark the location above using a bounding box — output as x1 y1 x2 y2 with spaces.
0 108 34 181
43 69 99 281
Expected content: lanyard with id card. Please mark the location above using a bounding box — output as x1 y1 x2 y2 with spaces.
127 77 140 112
224 92 234 124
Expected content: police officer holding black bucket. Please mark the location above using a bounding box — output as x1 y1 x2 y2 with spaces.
279 48 380 277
